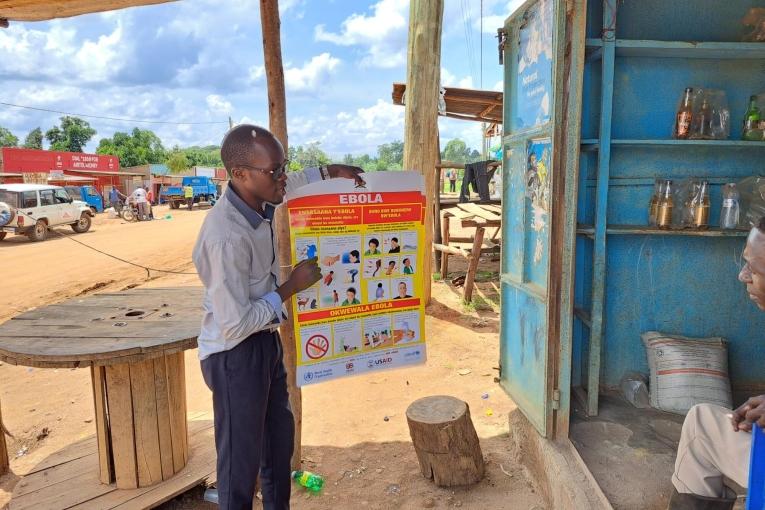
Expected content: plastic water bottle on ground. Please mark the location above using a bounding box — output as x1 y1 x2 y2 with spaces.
292 470 324 492
203 487 219 504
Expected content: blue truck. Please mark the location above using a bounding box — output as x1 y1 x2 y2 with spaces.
64 185 104 213
161 176 218 210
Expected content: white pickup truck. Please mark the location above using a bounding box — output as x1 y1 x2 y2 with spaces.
0 184 94 242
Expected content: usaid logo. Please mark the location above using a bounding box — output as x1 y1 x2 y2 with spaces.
368 357 393 369
345 362 354 372
303 372 314 382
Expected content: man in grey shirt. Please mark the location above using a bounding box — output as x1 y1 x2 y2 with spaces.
193 124 363 510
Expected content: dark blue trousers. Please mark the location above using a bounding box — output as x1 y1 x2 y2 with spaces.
201 331 294 510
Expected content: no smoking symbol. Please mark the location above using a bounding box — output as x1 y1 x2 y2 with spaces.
306 334 329 360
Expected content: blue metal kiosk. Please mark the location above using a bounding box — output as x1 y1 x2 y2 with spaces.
499 0 765 505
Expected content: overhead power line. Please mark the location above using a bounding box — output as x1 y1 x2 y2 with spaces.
0 101 229 126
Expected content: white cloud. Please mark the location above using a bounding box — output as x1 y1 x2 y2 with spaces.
206 94 233 114
249 65 265 82
441 68 474 89
314 0 409 68
478 0 527 34
493 80 503 92
284 53 341 92
75 23 124 82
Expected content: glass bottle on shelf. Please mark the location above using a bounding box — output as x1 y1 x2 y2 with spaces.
691 99 714 140
675 88 694 140
690 181 710 230
743 95 763 141
720 183 740 230
648 179 664 226
657 179 674 230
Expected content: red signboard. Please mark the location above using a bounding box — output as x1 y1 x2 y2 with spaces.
1 147 119 173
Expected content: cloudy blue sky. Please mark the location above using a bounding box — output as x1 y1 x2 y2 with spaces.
1 0 522 157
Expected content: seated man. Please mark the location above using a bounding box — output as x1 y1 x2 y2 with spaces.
668 218 765 509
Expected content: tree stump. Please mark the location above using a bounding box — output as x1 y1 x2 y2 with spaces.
406 395 485 487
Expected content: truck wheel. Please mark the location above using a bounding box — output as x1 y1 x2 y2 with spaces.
170 201 179 210
0 232 6 241
28 220 48 242
90 206 98 215
72 213 92 233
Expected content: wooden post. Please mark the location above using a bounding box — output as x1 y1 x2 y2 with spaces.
440 214 450 278
434 132 442 270
260 0 301 471
463 225 486 303
402 0 443 304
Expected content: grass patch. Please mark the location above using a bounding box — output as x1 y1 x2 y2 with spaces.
432 272 443 281
463 296 492 313
474 270 498 282
462 300 477 313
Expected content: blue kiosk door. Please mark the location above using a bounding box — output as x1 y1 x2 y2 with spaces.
500 0 566 437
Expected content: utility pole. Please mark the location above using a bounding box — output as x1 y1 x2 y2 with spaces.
259 0 301 471
403 0 444 304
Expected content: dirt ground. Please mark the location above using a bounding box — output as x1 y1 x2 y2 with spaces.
0 205 545 509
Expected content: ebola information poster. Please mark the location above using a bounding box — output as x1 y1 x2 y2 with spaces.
287 171 427 386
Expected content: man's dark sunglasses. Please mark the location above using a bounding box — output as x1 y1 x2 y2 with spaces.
237 160 290 180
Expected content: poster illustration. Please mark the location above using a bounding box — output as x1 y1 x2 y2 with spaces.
287 171 427 386
514 0 553 130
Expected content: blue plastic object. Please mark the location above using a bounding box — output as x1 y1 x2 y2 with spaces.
747 425 765 510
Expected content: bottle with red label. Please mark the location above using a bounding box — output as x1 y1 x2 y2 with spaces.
674 88 694 139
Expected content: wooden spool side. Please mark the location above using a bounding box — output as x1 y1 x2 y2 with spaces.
406 396 485 487
99 351 189 488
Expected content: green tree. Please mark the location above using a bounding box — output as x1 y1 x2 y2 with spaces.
166 148 189 174
0 127 18 147
23 127 43 149
181 145 223 167
376 140 404 170
288 142 331 171
45 116 96 152
441 138 470 163
96 128 167 167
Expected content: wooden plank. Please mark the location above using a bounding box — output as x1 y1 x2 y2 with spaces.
9 418 215 510
76 424 216 510
91 365 113 484
433 243 470 258
105 363 139 489
130 359 163 486
14 452 97 498
460 218 499 228
0 320 200 339
0 339 197 369
152 357 175 480
21 412 207 477
463 227 486 303
24 440 99 475
164 352 188 472
456 203 503 222
440 214 450 277
10 470 115 510
442 207 474 219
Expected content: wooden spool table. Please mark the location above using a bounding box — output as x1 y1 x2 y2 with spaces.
0 287 202 490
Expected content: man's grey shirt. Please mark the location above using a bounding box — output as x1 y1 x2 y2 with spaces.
192 168 320 360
